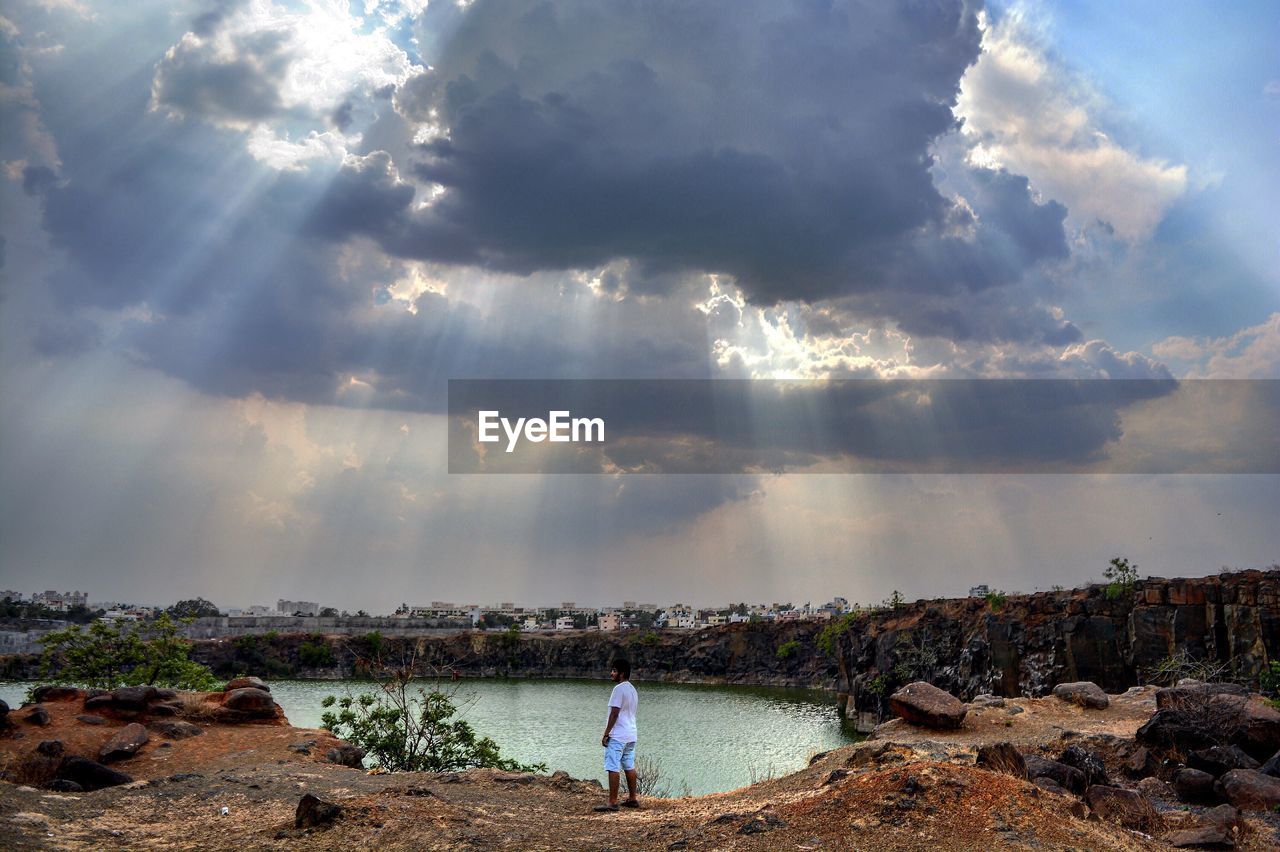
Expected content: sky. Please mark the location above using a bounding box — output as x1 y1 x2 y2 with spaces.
0 0 1277 612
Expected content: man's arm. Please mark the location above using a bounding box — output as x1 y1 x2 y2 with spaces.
602 706 620 747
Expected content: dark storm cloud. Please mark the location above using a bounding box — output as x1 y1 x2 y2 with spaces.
151 28 291 124
363 0 1069 319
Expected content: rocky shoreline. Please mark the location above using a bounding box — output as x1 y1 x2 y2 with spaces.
2 672 1279 849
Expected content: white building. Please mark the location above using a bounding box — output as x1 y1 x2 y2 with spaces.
555 615 575 631
32 590 88 611
278 599 320 617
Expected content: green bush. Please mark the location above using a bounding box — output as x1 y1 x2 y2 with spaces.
38 613 219 690
298 635 336 668
775 639 801 659
1260 661 1280 698
984 590 1008 613
817 612 858 657
322 676 543 774
1103 557 1138 601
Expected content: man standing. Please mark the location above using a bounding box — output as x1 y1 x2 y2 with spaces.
594 657 639 812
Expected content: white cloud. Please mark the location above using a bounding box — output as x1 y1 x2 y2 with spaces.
1152 313 1280 378
956 10 1187 241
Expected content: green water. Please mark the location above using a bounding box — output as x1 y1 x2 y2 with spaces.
0 679 856 795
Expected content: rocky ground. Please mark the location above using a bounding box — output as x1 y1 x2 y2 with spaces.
1 679 1279 850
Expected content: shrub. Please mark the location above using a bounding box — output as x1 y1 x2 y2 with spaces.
1260 661 1280 703
817 612 858 657
298 635 336 668
637 632 661 647
37 613 219 690
1142 649 1237 687
1103 557 1139 601
321 649 543 774
984 590 1008 613
775 639 801 659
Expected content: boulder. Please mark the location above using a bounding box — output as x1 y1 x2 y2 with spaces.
45 779 84 793
109 686 158 711
1136 776 1178 804
1024 756 1086 794
1052 682 1109 710
1231 697 1280 760
83 695 114 712
1188 744 1260 777
1136 709 1216 751
1031 776 1069 796
1173 768 1221 804
975 742 1026 779
1058 745 1109 788
56 755 133 791
1124 746 1156 778
36 740 65 758
76 714 107 725
222 687 276 716
325 744 365 769
150 720 203 739
223 676 270 693
99 723 149 763
1215 768 1280 811
31 686 82 703
1160 825 1234 849
24 706 51 726
296 793 341 829
1084 785 1165 833
1260 749 1280 778
887 682 967 730
1156 683 1248 710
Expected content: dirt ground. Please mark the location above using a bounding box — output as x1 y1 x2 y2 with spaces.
2 687 1278 850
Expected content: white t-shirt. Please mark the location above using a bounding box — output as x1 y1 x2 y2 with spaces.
607 681 638 743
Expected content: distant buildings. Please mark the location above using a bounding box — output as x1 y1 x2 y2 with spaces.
277 600 320 617
968 585 990 598
31 590 88 611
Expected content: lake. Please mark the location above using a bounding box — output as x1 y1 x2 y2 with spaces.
0 679 856 795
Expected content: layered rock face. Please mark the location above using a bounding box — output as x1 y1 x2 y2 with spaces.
834 570 1278 719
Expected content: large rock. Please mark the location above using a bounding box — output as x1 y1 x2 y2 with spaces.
1260 749 1280 778
222 687 277 716
223 676 270 693
99 723 149 763
325 744 365 769
1216 768 1280 811
1188 744 1260 777
24 706 51 726
1160 825 1234 849
36 740 65 757
150 720 203 740
1052 682 1109 710
109 685 159 711
975 742 1026 779
296 793 342 829
1084 785 1165 833
1173 768 1221 804
1058 745 1109 788
31 686 83 703
1025 756 1086 794
83 694 115 712
56 755 133 791
1156 683 1248 710
1135 709 1216 751
887 682 967 730
1231 697 1280 760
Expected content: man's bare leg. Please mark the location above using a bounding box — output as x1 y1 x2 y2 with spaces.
624 768 638 802
608 770 620 805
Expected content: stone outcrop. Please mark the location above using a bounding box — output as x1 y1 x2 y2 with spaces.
1052 681 1109 709
887 682 967 729
835 569 1278 723
1216 768 1280 811
55 755 132 791
99 723 149 763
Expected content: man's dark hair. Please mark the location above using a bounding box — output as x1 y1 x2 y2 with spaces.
612 657 631 680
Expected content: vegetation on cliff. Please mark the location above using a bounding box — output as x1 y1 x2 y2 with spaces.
37 613 219 691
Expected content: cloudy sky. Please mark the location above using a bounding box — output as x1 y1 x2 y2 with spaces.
1 0 1276 612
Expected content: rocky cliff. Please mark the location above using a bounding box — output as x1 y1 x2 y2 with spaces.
832 569 1278 725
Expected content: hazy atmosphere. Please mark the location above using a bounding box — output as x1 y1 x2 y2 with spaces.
2 0 1277 612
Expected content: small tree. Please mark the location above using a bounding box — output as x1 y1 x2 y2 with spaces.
166 598 222 619
320 647 543 774
38 613 219 690
1103 557 1139 601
